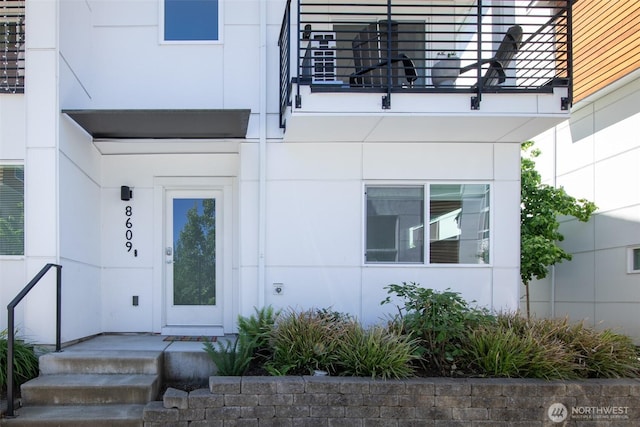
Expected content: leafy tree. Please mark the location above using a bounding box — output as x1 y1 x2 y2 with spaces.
520 141 596 318
173 199 216 305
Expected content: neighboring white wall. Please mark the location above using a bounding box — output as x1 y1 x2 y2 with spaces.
47 0 105 342
0 95 26 333
239 141 521 325
0 96 26 160
58 117 103 341
59 0 93 108
22 0 60 344
527 73 640 343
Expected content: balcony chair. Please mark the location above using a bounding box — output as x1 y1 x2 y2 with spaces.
349 21 418 88
459 25 523 88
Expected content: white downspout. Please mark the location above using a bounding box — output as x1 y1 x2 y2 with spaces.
550 127 558 317
258 0 267 308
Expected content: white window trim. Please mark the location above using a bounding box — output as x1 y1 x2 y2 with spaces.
362 181 493 267
159 0 224 45
627 246 640 274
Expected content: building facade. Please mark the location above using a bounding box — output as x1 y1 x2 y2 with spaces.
527 0 640 342
0 0 572 344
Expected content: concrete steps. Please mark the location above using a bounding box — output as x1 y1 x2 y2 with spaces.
2 405 146 427
1 349 163 426
39 350 162 375
20 374 159 405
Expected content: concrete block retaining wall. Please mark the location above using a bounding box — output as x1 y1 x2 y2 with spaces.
143 376 640 426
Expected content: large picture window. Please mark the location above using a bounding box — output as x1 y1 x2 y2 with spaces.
0 165 24 255
365 184 490 265
163 0 220 42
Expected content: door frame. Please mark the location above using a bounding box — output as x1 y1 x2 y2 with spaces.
153 177 234 336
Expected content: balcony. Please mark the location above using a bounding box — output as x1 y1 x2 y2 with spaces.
0 0 25 94
279 0 572 142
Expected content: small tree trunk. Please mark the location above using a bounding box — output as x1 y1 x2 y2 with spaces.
524 281 530 319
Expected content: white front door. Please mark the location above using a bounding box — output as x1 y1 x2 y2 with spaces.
164 189 223 333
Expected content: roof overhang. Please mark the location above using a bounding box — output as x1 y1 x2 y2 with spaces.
63 109 251 139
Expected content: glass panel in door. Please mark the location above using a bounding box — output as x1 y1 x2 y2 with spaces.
165 190 222 327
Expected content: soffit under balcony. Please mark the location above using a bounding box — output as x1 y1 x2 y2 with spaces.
283 114 565 143
63 109 251 139
283 91 570 143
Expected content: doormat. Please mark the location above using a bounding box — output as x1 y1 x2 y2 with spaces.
163 336 217 342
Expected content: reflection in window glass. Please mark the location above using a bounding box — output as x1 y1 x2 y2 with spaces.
0 165 24 255
366 187 424 263
430 184 490 264
173 198 216 305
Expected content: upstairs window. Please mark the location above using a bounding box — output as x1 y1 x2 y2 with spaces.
0 165 24 255
162 0 220 42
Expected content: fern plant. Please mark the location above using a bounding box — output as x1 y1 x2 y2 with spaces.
204 306 280 376
203 334 254 376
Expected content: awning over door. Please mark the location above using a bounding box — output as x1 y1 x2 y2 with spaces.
63 109 251 139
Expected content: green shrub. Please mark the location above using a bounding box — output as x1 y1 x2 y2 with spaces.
525 316 640 378
577 329 640 378
0 329 39 393
468 313 640 379
465 322 579 379
381 282 492 375
203 334 254 376
335 324 418 379
268 308 351 375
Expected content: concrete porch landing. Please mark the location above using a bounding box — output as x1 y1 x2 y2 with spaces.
59 333 220 383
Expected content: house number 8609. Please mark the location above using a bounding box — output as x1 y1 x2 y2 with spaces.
125 205 137 256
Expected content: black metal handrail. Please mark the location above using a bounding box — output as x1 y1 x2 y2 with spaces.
5 263 62 417
279 0 572 111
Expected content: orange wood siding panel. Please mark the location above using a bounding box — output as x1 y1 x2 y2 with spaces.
573 0 640 103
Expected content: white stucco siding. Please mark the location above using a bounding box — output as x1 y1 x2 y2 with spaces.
248 141 521 325
59 0 92 108
100 152 239 333
14 0 531 342
0 96 26 159
76 0 284 113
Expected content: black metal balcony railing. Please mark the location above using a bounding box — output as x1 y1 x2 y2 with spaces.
279 0 572 127
1 0 25 94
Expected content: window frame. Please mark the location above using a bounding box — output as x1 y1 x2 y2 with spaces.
627 246 640 274
159 0 223 45
363 182 493 267
0 163 24 257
